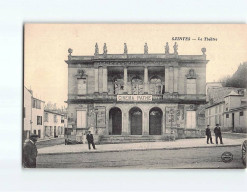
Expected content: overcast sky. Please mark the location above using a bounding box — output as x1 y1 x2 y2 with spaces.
24 24 247 107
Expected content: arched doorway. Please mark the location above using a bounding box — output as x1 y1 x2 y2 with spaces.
149 107 162 135
109 107 122 135
129 107 142 135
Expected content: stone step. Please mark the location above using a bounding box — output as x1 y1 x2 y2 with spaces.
99 135 175 144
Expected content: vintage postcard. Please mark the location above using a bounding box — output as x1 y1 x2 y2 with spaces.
23 24 247 168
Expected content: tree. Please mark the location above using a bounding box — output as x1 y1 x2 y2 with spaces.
219 62 247 88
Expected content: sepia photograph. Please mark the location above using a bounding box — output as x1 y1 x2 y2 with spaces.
23 24 247 169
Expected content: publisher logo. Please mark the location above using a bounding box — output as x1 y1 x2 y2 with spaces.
221 152 233 163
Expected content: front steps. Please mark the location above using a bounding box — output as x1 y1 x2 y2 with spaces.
99 134 175 144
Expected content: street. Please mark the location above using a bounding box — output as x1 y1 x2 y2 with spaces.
37 145 245 169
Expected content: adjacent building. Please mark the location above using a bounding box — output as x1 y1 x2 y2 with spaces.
23 86 66 140
206 88 247 133
65 43 208 143
44 110 65 138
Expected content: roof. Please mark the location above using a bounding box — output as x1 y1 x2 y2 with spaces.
224 90 241 97
44 109 64 116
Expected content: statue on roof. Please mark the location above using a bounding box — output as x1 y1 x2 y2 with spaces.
94 43 99 55
68 48 73 60
124 43 128 54
103 43 107 55
165 42 169 54
144 43 148 54
201 47 206 55
173 42 178 54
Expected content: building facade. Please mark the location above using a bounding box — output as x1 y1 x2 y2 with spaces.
23 87 32 140
44 110 65 138
65 43 208 143
206 89 247 133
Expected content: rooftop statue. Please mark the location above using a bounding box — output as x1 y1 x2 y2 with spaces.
173 42 178 54
103 43 107 55
124 43 128 54
165 42 169 54
68 48 73 60
201 47 206 55
144 43 148 54
94 43 99 55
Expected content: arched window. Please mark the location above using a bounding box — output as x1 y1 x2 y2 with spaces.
131 76 143 94
113 76 124 94
149 76 162 94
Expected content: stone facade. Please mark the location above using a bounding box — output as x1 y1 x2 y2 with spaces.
44 110 65 138
65 44 208 143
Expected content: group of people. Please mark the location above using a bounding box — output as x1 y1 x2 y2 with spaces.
205 124 224 144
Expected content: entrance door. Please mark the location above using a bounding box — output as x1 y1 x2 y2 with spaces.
149 108 162 135
232 113 235 130
54 126 56 138
130 107 142 135
38 130 41 138
109 107 122 135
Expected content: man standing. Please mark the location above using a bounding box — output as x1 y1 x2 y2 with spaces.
214 124 223 144
206 125 214 144
23 134 39 168
86 130 96 150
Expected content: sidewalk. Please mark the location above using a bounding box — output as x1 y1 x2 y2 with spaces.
38 136 246 155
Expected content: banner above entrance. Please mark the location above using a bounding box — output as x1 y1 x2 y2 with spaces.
117 95 152 102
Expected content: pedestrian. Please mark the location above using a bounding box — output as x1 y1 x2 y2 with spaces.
214 124 223 144
205 125 214 144
86 130 96 150
23 134 39 168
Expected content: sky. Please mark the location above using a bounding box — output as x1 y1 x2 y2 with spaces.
24 24 247 107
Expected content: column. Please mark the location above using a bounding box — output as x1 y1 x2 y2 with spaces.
102 66 108 94
94 67 99 94
143 111 149 135
169 66 174 93
165 67 169 93
124 66 128 94
174 67 178 93
144 66 148 94
122 112 129 135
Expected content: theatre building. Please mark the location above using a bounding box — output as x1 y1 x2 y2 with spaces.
65 43 207 143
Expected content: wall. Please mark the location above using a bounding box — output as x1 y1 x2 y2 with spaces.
24 88 32 135
44 112 65 138
31 100 44 138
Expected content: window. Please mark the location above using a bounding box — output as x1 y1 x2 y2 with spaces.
77 110 87 128
32 99 36 108
131 76 143 94
37 116 42 125
44 113 49 122
113 77 124 94
186 79 196 94
77 78 87 95
150 76 162 94
215 106 218 114
186 111 196 129
61 116 64 123
226 114 229 118
240 111 244 116
54 115 57 123
33 130 36 135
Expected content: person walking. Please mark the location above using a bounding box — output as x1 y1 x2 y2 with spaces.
86 130 96 150
206 125 214 144
214 124 223 144
23 134 39 168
